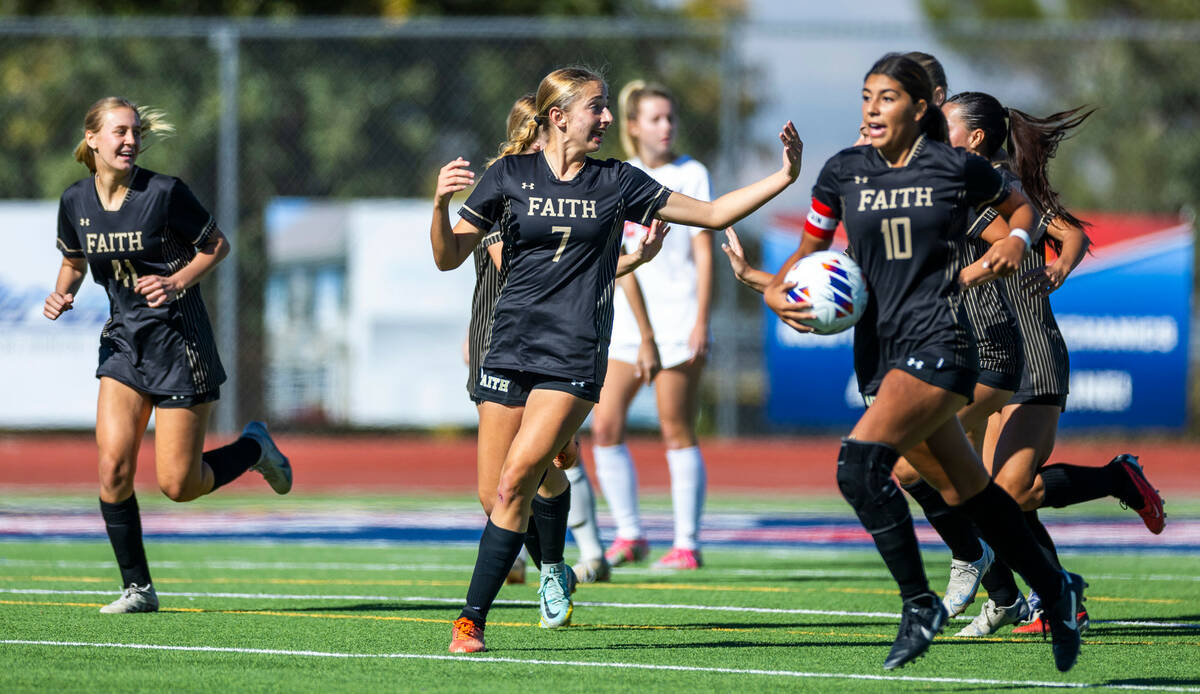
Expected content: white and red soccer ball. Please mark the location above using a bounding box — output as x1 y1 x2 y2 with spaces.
783 250 868 335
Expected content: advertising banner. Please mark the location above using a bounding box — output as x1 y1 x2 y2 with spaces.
764 213 1193 431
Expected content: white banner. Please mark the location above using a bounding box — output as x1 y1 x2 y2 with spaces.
0 201 104 427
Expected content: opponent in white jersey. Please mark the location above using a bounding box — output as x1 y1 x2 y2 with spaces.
588 81 715 570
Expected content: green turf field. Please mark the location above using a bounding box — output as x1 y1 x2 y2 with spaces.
1 495 1198 692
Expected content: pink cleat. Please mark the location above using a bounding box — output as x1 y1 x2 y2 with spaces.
654 547 702 570
604 537 650 567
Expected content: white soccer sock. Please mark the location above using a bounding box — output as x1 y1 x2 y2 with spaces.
592 443 643 540
565 464 605 561
667 445 706 550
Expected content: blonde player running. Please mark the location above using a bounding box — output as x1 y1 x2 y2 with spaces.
589 81 715 570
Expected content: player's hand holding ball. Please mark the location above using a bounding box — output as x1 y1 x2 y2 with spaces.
43 292 75 320
136 274 182 307
764 279 816 334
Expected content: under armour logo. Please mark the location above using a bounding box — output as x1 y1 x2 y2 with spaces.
571 380 586 388
521 182 535 190
854 176 868 184
79 217 91 227
906 357 925 370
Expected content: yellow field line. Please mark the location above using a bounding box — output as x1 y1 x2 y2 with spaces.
4 599 1199 647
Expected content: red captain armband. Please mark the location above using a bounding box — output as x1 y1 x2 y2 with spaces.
804 198 838 240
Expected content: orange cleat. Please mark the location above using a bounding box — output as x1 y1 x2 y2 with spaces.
448 616 486 653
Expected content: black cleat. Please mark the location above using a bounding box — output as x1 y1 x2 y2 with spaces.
1047 571 1087 672
883 592 947 670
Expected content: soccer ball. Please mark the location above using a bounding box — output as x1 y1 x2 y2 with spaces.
783 250 868 335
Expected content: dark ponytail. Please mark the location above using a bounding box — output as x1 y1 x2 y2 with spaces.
948 91 1094 252
865 53 948 143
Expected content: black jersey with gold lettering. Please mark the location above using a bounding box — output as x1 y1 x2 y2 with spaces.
807 136 1007 351
56 167 226 396
459 152 669 384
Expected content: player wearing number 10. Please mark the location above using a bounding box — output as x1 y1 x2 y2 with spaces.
45 97 292 614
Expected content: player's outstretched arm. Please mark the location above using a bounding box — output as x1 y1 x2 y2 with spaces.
721 227 774 293
43 256 87 320
431 157 486 271
656 122 802 230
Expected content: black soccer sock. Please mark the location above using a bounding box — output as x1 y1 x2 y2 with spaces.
979 558 1022 607
956 481 1062 605
837 440 930 601
459 520 526 626
1040 463 1117 509
523 518 543 570
532 488 571 566
205 437 262 490
100 494 152 587
1024 510 1062 570
903 479 983 563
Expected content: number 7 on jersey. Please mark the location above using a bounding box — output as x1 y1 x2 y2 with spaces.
551 225 571 262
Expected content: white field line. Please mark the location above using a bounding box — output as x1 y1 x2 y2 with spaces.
5 588 1199 628
1 639 1197 692
3 558 1200 583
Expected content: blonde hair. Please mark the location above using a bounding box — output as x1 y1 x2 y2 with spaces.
617 80 675 161
73 97 174 173
488 93 540 167
498 67 605 158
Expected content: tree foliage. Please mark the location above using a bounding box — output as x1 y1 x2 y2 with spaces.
920 0 1199 214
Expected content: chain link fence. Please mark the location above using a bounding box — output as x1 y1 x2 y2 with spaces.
1 16 1195 434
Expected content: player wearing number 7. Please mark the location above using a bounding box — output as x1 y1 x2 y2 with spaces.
432 66 803 654
45 97 292 615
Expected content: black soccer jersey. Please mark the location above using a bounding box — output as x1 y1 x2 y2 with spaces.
992 169 1070 401
56 167 226 396
466 230 506 400
459 152 669 384
806 136 1007 356
954 165 1025 385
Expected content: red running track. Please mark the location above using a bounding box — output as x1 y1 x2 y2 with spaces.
0 434 1196 495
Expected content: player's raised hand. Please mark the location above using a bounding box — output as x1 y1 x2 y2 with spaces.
764 280 817 333
633 219 670 265
721 227 750 280
43 291 75 320
135 274 182 307
779 121 803 182
435 157 475 208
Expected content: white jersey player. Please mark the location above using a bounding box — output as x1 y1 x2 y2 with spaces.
587 80 715 570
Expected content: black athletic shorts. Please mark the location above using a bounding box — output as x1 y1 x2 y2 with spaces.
153 389 220 409
474 367 602 406
1008 391 1068 410
977 367 1023 393
883 340 979 401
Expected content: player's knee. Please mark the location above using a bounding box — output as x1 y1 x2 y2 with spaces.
659 420 696 450
836 439 909 534
589 415 625 447
158 476 201 503
994 473 1037 510
97 454 135 493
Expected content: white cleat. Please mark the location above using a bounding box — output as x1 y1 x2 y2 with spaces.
955 595 1031 637
942 539 994 617
99 583 159 614
242 421 292 494
572 556 612 584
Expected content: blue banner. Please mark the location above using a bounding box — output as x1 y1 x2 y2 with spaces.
763 217 1193 431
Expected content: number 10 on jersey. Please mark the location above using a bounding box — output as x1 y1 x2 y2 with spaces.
880 217 912 260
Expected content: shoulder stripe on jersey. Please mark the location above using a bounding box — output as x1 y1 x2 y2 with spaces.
461 204 495 228
636 186 669 226
192 217 217 247
56 238 84 255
